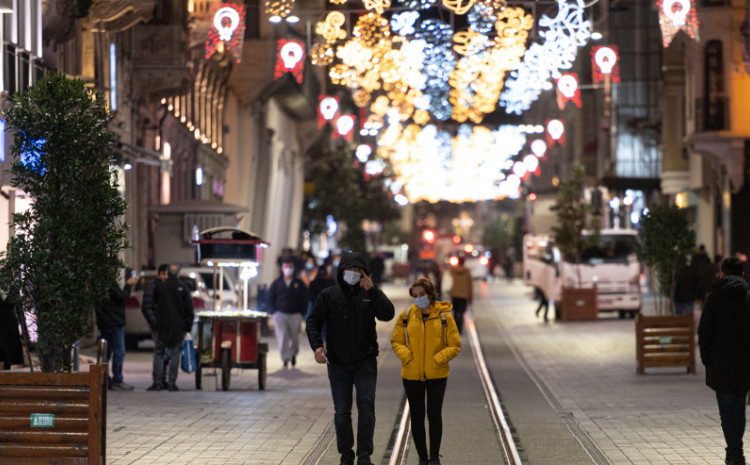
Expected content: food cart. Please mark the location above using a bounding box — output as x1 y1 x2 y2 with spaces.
192 227 270 391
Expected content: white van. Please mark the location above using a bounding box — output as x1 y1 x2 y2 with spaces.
523 229 642 318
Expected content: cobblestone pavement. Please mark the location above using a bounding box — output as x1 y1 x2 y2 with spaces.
477 280 724 465
87 280 728 465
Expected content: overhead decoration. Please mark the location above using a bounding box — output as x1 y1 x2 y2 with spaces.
309 0 594 202
555 73 581 109
265 0 294 19
274 39 305 83
318 95 340 128
335 114 356 141
546 118 565 145
592 45 620 83
204 3 247 63
657 0 699 47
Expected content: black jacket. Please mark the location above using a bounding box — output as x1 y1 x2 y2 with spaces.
154 276 194 347
306 252 395 364
141 279 160 331
96 282 132 330
268 276 308 315
698 275 750 393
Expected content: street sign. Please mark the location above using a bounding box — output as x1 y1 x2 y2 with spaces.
30 413 55 427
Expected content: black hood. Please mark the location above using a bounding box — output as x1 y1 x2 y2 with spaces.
711 275 749 299
337 251 371 285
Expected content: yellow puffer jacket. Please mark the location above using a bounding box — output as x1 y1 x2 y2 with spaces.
391 301 461 381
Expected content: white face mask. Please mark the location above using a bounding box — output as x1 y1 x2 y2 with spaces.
282 267 294 277
414 295 430 309
343 270 361 285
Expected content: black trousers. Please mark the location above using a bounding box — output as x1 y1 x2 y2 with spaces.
403 377 448 461
451 297 467 334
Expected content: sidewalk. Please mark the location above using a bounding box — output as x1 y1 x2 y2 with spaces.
480 279 723 465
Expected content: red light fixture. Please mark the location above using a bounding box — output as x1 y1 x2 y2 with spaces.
451 234 461 244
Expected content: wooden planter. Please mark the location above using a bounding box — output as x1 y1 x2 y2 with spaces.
560 286 598 321
635 313 696 374
0 363 108 464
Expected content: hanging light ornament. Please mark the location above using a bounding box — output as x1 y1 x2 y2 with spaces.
468 2 497 34
264 0 294 19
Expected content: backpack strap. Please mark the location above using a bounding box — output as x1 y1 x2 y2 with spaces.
440 312 447 347
403 310 410 350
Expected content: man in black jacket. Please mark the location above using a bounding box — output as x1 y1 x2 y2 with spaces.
148 265 194 392
269 258 308 367
96 273 138 391
698 257 750 465
306 251 395 465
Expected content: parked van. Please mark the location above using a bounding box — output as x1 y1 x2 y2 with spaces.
523 229 642 318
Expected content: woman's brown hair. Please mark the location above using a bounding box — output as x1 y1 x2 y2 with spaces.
409 277 437 303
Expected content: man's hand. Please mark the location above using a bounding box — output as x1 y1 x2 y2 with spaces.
126 276 138 286
360 272 374 291
314 347 328 364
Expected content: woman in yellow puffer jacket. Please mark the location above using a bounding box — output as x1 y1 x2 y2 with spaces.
391 277 461 465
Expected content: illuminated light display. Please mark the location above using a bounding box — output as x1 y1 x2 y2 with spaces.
442 0 477 15
531 139 547 158
657 0 699 47
317 95 340 128
467 2 496 34
523 154 539 174
204 3 246 63
310 42 334 66
315 11 347 44
546 118 565 145
556 73 581 109
391 11 420 36
265 0 294 19
274 39 305 83
592 45 620 83
363 0 391 14
334 114 356 141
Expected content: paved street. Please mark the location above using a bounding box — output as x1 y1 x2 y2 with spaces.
90 280 727 465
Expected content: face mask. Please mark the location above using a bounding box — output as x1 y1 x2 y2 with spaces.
333 260 340 268
343 270 361 285
414 295 430 309
282 268 294 277
305 262 314 270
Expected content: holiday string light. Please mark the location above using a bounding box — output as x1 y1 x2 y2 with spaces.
205 3 247 63
657 0 699 47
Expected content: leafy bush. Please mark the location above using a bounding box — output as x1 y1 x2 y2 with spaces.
0 72 128 372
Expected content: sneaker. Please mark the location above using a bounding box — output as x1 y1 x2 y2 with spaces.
418 460 429 465
166 384 180 392
146 383 164 391
283 360 288 368
356 458 374 465
428 458 441 465
110 382 134 391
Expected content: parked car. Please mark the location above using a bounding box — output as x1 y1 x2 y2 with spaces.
124 267 239 349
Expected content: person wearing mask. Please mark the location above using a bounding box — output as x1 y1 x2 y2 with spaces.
148 265 194 391
269 258 308 368
306 251 395 465
698 257 750 465
448 256 472 334
96 271 138 391
141 264 169 386
300 255 318 287
391 278 461 465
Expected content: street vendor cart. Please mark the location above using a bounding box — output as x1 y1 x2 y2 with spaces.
192 227 270 391
195 310 267 390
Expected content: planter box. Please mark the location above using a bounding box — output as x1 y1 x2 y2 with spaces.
635 313 696 374
0 363 107 464
560 286 598 321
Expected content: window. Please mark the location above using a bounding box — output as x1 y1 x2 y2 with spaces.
704 40 725 131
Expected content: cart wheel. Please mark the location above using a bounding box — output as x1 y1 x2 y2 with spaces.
257 352 267 391
221 348 231 391
195 362 202 390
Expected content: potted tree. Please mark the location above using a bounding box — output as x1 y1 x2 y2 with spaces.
550 164 601 321
0 72 127 463
634 204 697 374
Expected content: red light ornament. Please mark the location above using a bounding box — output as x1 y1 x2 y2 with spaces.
205 4 247 63
555 73 581 110
274 39 305 83
546 118 565 146
317 95 340 129
592 46 620 83
657 0 699 47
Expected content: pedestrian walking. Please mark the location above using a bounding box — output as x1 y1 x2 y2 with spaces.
391 277 461 465
534 286 550 322
448 256 472 334
269 258 308 368
141 264 169 385
674 256 697 315
306 251 395 465
96 272 138 391
148 265 194 392
0 295 23 369
698 257 750 465
369 251 385 286
505 246 516 283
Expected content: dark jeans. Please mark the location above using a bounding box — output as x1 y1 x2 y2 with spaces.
717 391 749 461
451 298 467 334
327 357 378 462
403 377 448 461
152 333 182 387
99 326 125 385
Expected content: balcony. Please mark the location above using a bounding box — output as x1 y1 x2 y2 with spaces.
131 25 191 99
